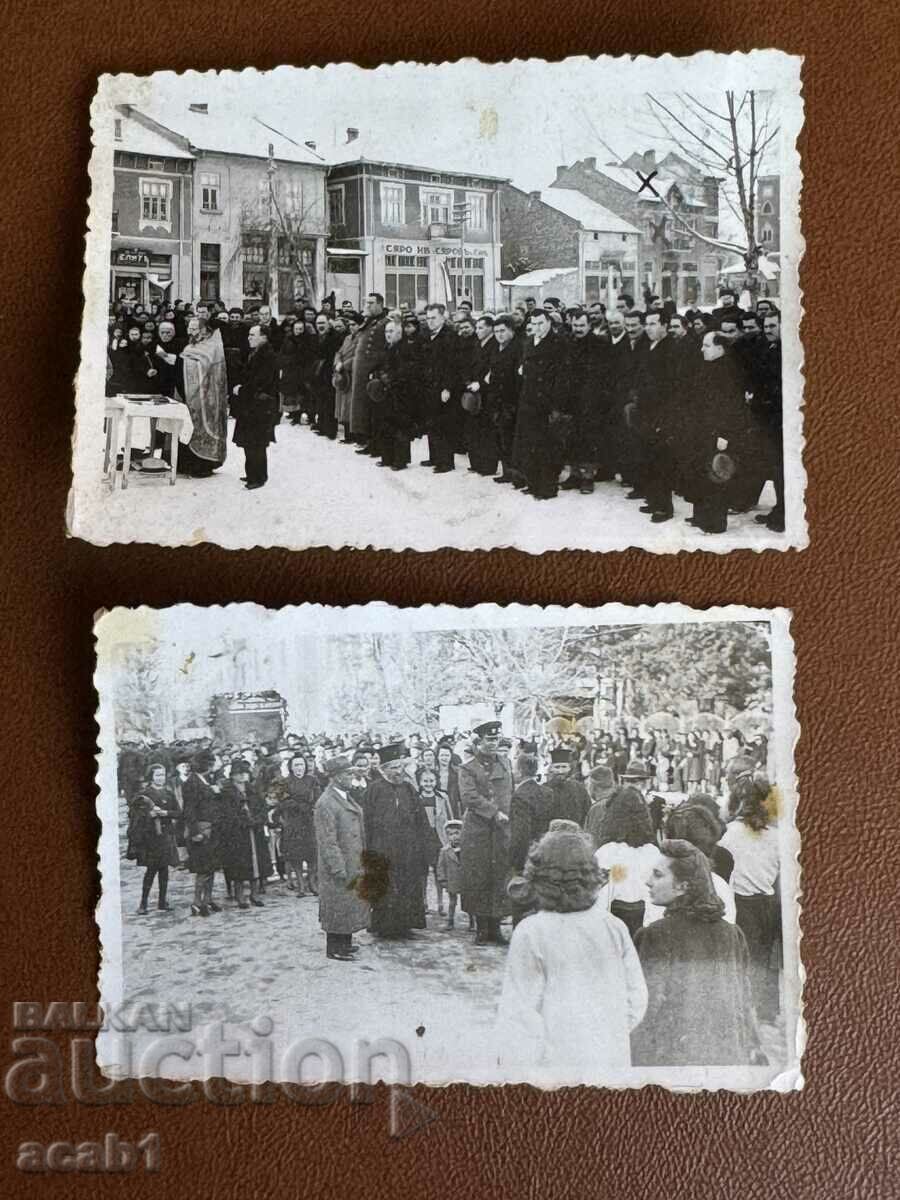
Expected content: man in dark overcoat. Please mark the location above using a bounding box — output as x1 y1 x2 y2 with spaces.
313 756 370 961
544 746 592 826
349 293 390 451
363 743 431 938
231 324 279 490
632 310 677 521
560 311 614 494
421 304 461 473
511 310 568 500
369 320 419 470
459 721 514 945
488 315 523 485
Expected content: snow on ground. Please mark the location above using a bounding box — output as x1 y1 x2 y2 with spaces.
74 420 780 553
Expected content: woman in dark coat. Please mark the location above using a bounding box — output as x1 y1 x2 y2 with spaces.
272 754 320 896
129 763 180 913
631 840 765 1067
278 319 308 422
217 759 272 908
181 751 224 918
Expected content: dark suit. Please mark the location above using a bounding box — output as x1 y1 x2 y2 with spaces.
422 324 461 470
232 341 279 485
635 335 676 516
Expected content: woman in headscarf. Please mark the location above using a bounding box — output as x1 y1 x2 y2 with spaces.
631 840 765 1067
593 786 659 938
128 763 180 914
496 825 647 1084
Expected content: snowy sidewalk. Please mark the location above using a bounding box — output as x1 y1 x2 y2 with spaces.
75 419 780 554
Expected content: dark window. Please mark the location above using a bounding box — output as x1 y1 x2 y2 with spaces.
200 243 220 301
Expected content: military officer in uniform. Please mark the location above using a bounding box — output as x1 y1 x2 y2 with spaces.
459 720 514 946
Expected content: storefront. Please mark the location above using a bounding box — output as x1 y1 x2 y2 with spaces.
110 246 178 310
372 238 500 311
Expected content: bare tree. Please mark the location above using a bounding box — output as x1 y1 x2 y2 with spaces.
227 148 322 314
580 90 780 297
641 90 779 295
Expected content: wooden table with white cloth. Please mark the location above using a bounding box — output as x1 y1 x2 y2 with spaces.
103 395 195 490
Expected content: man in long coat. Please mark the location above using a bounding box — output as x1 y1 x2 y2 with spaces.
349 293 389 451
511 310 568 500
231 324 279 490
459 721 514 945
560 311 614 493
363 743 431 938
313 756 370 961
421 304 461 473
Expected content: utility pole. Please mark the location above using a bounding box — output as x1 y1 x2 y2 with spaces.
451 200 470 311
266 142 279 319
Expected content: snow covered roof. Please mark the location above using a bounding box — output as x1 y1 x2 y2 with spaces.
501 267 578 287
116 110 194 159
721 254 780 280
136 106 327 168
326 132 508 181
541 188 640 235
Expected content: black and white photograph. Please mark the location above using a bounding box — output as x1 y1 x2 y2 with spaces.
71 52 805 553
95 603 802 1092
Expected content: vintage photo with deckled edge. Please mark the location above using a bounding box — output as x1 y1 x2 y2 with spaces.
69 52 806 554
94 602 803 1092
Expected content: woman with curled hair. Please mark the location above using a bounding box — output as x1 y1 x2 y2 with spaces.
662 802 736 923
631 840 765 1067
594 786 659 938
496 826 647 1084
719 773 781 1023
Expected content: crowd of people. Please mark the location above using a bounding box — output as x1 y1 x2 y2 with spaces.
106 284 784 533
121 713 782 1069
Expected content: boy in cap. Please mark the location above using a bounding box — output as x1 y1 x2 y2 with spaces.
436 819 469 930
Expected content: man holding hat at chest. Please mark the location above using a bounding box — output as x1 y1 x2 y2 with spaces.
364 742 432 940
459 720 514 946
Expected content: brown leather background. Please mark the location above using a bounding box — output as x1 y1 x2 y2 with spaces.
3 1 898 1194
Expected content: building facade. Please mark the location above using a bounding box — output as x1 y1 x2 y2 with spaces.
499 184 641 305
111 105 329 313
110 115 195 309
551 150 722 307
756 175 780 253
325 157 505 311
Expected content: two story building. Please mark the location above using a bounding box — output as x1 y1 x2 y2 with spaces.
551 150 723 307
111 104 330 313
325 143 506 312
499 184 641 306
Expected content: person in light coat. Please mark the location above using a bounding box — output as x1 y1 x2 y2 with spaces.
495 825 647 1086
313 755 370 961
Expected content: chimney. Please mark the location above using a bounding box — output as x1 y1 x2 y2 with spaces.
188 102 208 114
643 149 656 169
304 140 317 152
346 127 359 143
555 164 567 181
529 190 541 204
584 156 596 171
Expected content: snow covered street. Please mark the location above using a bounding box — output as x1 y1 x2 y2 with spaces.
74 418 781 554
